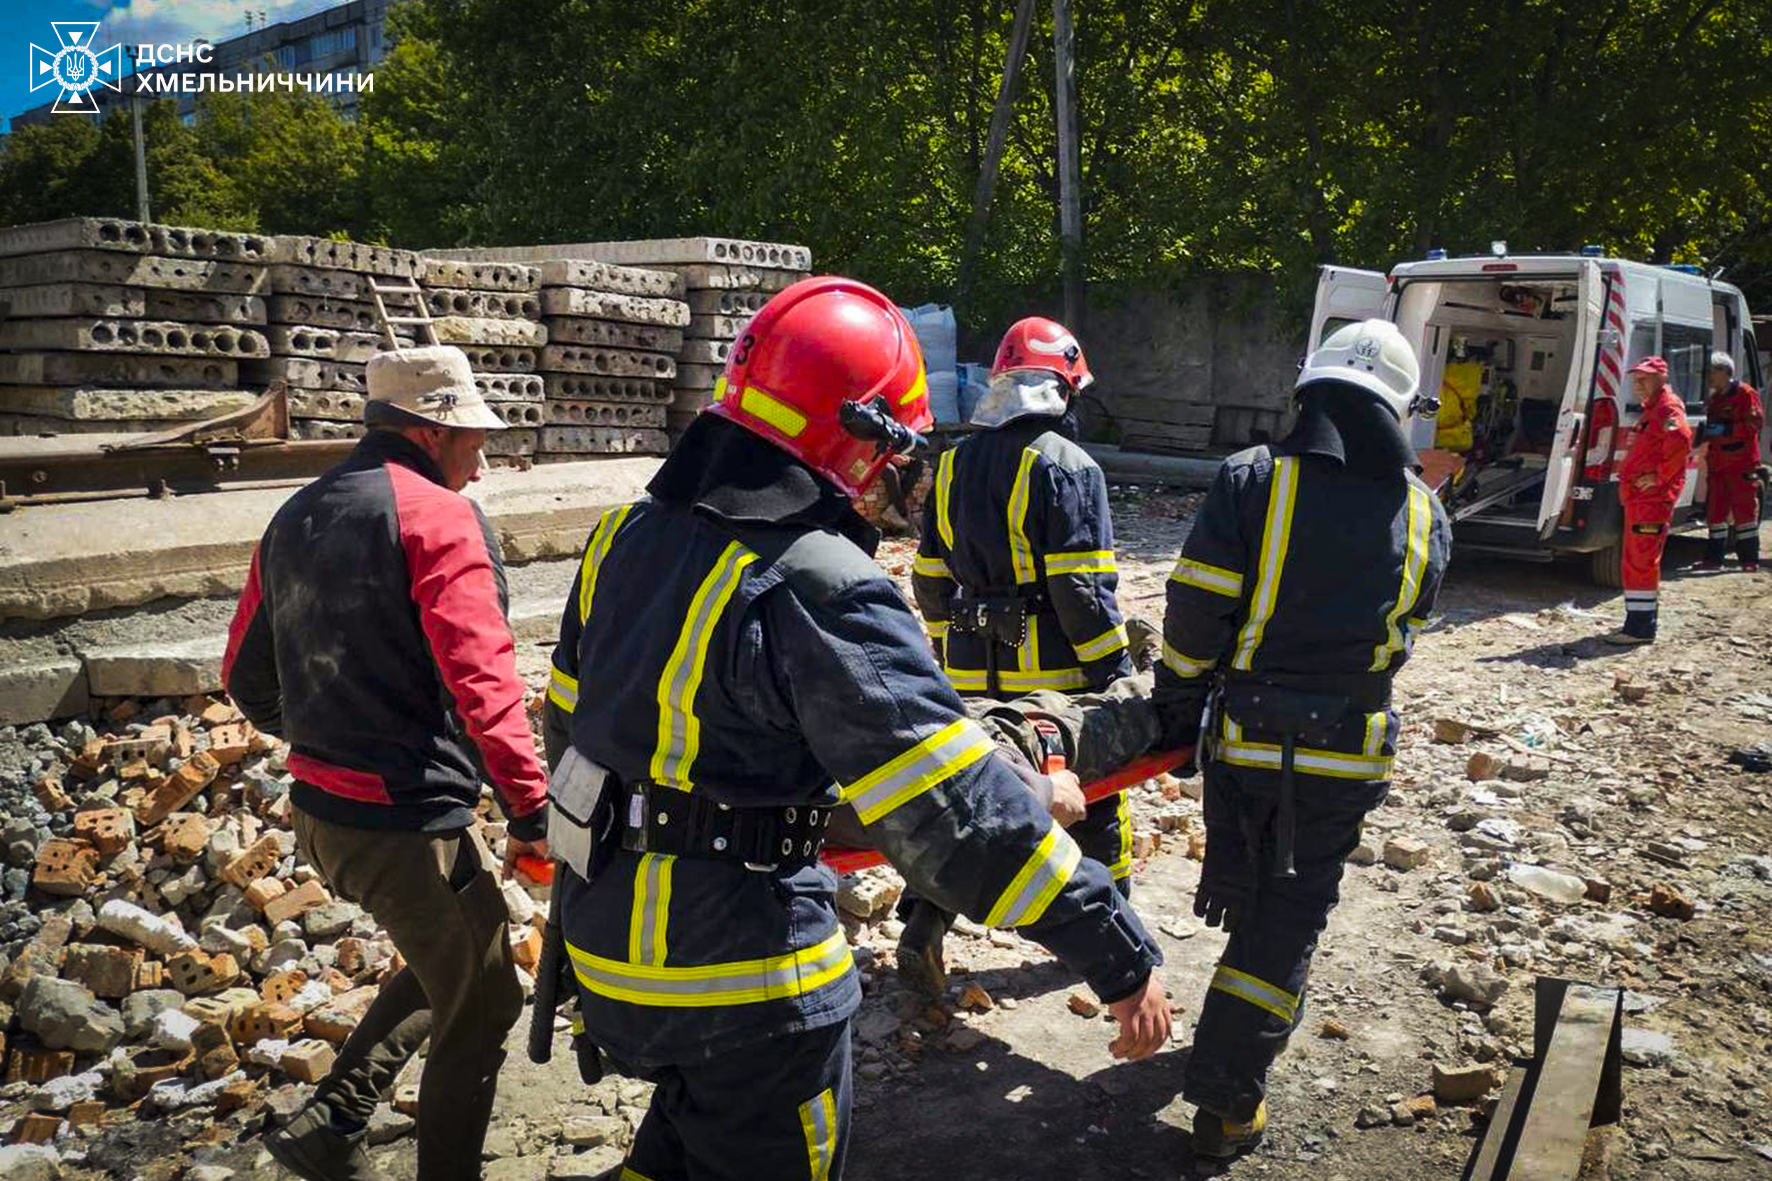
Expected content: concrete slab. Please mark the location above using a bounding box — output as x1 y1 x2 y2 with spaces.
446 238 811 271
265 295 390 334
537 426 668 454
686 289 771 316
141 291 265 326
432 317 547 347
0 320 268 358
0 414 181 437
543 375 669 403
241 357 366 393
0 457 660 621
475 373 546 402
0 219 270 262
0 353 241 390
0 388 256 422
544 401 666 428
84 635 225 698
0 252 267 293
493 402 544 428
264 326 400 364
545 317 683 354
676 265 804 292
289 420 365 441
677 340 732 366
419 259 539 293
286 389 364 422
0 655 88 725
685 313 751 340
0 283 143 319
425 290 542 321
535 260 684 299
458 345 538 374
670 387 717 414
537 345 674 380
266 266 419 302
673 362 724 390
265 236 418 278
538 290 689 328
485 429 538 456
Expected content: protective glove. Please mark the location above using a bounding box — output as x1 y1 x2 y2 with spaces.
1193 777 1263 932
1193 886 1241 932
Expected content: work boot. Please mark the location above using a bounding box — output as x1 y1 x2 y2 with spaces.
1126 616 1160 674
264 1101 390 1181
1602 629 1654 646
895 901 952 999
1192 1101 1267 1159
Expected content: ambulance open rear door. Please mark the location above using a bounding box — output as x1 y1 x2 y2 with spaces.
1537 259 1602 537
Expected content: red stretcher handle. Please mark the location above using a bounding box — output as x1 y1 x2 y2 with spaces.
819 745 1194 876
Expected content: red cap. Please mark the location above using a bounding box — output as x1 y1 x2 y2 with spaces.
1628 356 1668 377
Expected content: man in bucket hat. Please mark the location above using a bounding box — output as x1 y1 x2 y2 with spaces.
225 345 549 1181
1609 355 1693 644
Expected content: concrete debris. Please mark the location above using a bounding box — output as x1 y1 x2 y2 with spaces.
1431 1063 1501 1103
1440 962 1510 1008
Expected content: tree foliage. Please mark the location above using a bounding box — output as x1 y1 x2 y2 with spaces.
0 0 1767 327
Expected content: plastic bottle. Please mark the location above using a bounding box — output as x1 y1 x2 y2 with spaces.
1506 863 1587 904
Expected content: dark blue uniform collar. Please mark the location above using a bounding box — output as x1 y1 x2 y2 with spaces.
1279 382 1416 475
350 427 451 488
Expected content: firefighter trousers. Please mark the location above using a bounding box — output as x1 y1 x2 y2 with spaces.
621 1017 851 1181
1185 760 1387 1123
1621 509 1672 638
1704 469 1762 565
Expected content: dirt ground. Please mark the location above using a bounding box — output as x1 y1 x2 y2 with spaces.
58 487 1772 1181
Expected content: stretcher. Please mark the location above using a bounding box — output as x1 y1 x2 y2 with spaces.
818 746 1193 874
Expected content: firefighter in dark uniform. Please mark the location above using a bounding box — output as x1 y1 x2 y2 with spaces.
903 318 1143 990
1154 319 1452 1158
542 278 1171 1181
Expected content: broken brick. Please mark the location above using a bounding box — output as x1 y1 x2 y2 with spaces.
31 774 71 813
66 1100 107 1130
72 807 133 856
198 1043 240 1080
167 950 241 997
1648 884 1695 921
1383 836 1431 871
199 700 240 728
105 725 171 766
281 1039 337 1084
135 751 220 827
11 1113 62 1144
333 938 366 976
32 839 100 897
7 1046 75 1084
305 987 378 1045
158 813 211 863
511 928 543 974
133 960 166 991
263 879 329 926
62 943 145 1000
230 1002 304 1046
260 970 309 1006
207 722 256 766
224 835 283 889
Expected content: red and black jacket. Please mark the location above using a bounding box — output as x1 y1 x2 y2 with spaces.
224 430 548 838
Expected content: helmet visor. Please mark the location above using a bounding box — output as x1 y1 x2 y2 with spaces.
972 369 1069 428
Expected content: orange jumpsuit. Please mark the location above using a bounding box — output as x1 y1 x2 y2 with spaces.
1702 380 1764 568
1616 384 1692 638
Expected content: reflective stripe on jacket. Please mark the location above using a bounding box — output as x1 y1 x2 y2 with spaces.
911 417 1132 694
1153 445 1452 770
549 497 1159 1066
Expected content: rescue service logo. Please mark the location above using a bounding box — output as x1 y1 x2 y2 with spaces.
1353 336 1383 360
29 21 125 114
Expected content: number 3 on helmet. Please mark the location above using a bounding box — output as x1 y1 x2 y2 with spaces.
705 276 930 498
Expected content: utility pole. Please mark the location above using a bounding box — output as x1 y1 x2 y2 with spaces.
123 44 151 223
1052 0 1084 332
956 0 1038 322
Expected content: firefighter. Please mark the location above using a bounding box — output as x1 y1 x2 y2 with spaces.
1609 356 1694 643
902 316 1146 992
542 278 1170 1181
1698 351 1764 572
1154 319 1452 1158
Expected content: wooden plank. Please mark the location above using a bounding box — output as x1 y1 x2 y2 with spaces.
1512 985 1618 1181
1468 1064 1530 1181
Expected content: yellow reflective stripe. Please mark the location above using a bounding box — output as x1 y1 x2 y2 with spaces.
799 1087 838 1181
898 367 928 408
912 554 952 579
1210 965 1299 1023
627 853 673 967
566 929 855 1008
547 666 579 713
1161 641 1214 680
926 619 949 639
741 385 808 437
1371 482 1432 671
1231 457 1299 670
934 449 957 551
650 543 758 789
578 503 633 625
1406 615 1430 630
1108 791 1133 879
1006 447 1040 584
842 718 996 825
1018 614 1040 672
1223 714 1243 742
946 666 1088 693
618 1168 658 1181
1218 738 1394 781
1046 549 1117 576
1171 556 1244 598
1073 623 1129 663
984 824 1081 927
1362 712 1386 757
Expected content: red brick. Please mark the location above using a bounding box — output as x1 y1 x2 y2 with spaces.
224 836 283 889
280 1039 337 1084
11 1113 61 1144
305 987 378 1045
107 698 141 724
167 950 241 997
199 701 240 727
72 807 132 856
133 960 166 991
135 751 220 827
7 1046 75 1084
158 813 211 863
170 725 196 762
511 928 543 974
65 1100 106 1129
118 758 152 781
333 938 366 976
207 722 256 766
263 879 328 926
74 737 108 772
198 1043 240 1080
31 839 100 897
260 969 309 1005
230 1002 304 1046
105 725 171 765
62 943 145 999
31 774 71 813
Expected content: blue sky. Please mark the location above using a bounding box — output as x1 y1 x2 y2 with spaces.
3 0 340 131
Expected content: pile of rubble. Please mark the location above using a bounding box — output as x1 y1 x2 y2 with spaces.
0 219 268 438
0 696 546 1163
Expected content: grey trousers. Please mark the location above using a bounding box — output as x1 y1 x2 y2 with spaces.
291 813 523 1181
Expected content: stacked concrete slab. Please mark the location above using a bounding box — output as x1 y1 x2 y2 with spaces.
0 219 271 438
415 259 547 467
244 236 429 444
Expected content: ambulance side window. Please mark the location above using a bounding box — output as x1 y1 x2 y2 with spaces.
1662 324 1711 411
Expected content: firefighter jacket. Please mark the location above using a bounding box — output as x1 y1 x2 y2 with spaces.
1152 414 1451 782
1619 386 1692 521
223 430 549 839
1434 361 1483 453
1704 380 1764 476
912 416 1133 696
546 483 1159 1067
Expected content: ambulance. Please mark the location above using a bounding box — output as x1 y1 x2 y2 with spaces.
1311 248 1765 584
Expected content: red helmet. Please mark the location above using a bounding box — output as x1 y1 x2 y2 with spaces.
707 276 929 497
991 317 1094 391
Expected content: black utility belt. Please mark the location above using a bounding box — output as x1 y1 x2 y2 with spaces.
949 589 1052 645
619 783 832 868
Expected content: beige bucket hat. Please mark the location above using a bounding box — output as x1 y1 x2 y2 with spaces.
364 345 506 430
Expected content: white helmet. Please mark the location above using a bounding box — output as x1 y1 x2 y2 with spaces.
1296 319 1422 422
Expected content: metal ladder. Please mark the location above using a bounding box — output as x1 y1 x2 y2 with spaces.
366 275 439 349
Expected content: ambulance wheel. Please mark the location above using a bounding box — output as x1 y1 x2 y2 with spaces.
1590 543 1623 588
